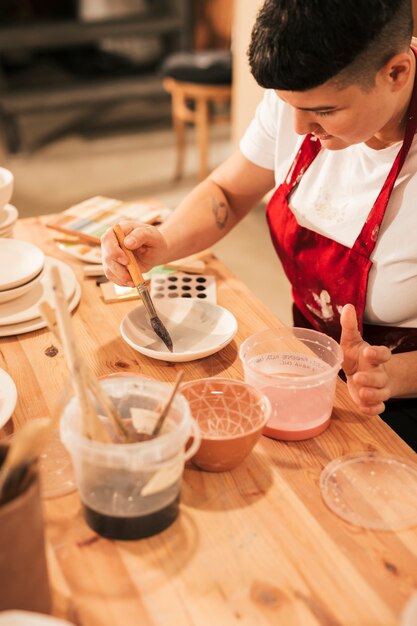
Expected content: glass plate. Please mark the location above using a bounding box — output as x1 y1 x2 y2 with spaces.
320 452 417 530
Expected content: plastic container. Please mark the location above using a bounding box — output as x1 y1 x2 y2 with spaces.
181 378 270 472
239 328 343 441
60 374 200 540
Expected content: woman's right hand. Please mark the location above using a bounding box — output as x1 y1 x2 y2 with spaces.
100 220 169 287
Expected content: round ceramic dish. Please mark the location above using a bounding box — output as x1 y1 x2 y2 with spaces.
0 266 44 304
0 239 44 291
120 299 238 362
0 203 18 231
0 280 81 337
0 167 14 209
0 368 17 428
320 452 417 530
0 256 76 326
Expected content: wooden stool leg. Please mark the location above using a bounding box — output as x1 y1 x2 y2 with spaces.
195 97 209 181
172 91 187 180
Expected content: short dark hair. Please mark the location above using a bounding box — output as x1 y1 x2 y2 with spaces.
248 0 413 91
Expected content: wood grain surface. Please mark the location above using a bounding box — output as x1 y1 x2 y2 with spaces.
1 216 416 626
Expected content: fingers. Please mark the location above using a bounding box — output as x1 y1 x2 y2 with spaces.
121 224 156 249
356 400 386 417
100 223 137 287
350 354 391 416
340 303 361 345
361 344 391 367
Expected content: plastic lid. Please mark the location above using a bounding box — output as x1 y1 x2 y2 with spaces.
320 452 417 530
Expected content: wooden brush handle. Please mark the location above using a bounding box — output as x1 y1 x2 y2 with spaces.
50 266 110 443
113 224 145 287
39 302 132 443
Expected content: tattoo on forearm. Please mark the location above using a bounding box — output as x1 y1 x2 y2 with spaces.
211 198 229 230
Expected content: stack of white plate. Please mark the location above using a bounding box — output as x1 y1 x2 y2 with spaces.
0 239 81 337
0 204 18 238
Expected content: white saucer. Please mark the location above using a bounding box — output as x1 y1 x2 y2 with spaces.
0 257 76 326
0 368 17 428
57 241 102 264
0 239 45 291
0 203 18 230
0 280 81 337
120 298 238 362
0 266 44 305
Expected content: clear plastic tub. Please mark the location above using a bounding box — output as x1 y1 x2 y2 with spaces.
60 374 200 540
239 328 343 440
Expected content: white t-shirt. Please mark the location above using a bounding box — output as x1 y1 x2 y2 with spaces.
240 90 417 327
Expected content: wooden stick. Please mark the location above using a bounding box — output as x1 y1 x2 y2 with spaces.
151 371 184 437
49 266 110 443
39 302 133 443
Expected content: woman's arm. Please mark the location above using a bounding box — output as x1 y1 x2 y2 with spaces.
340 304 417 415
101 150 275 286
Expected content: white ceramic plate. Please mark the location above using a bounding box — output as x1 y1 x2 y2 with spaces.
0 267 45 304
0 257 76 326
0 612 75 626
57 241 102 264
0 368 17 428
0 239 45 291
0 203 18 230
0 280 81 337
120 299 238 362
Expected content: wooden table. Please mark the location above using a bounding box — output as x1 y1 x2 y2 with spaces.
1 216 417 626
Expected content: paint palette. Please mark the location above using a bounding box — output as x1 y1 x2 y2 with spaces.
150 273 216 303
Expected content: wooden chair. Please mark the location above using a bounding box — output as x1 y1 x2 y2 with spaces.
161 51 232 181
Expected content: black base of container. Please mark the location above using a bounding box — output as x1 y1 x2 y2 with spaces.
82 495 180 540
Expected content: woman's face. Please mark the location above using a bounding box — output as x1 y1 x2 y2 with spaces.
275 73 400 150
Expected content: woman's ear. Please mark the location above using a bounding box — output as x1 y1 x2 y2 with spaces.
381 50 414 91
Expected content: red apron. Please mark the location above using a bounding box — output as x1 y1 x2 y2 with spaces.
266 49 417 354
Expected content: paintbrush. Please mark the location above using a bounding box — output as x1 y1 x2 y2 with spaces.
113 224 173 352
0 418 53 505
39 301 138 443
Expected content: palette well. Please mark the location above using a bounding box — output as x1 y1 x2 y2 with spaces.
150 273 216 303
120 299 237 362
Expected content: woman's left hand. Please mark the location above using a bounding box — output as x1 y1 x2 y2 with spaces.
340 304 392 415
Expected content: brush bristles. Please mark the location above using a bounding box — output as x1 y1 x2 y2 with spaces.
151 317 173 352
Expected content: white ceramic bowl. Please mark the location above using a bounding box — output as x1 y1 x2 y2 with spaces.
0 168 14 209
120 299 238 362
0 239 45 291
0 266 44 304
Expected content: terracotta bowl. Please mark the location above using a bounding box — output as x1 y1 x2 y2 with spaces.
181 378 271 472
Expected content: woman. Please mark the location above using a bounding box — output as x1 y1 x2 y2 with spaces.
101 0 417 449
